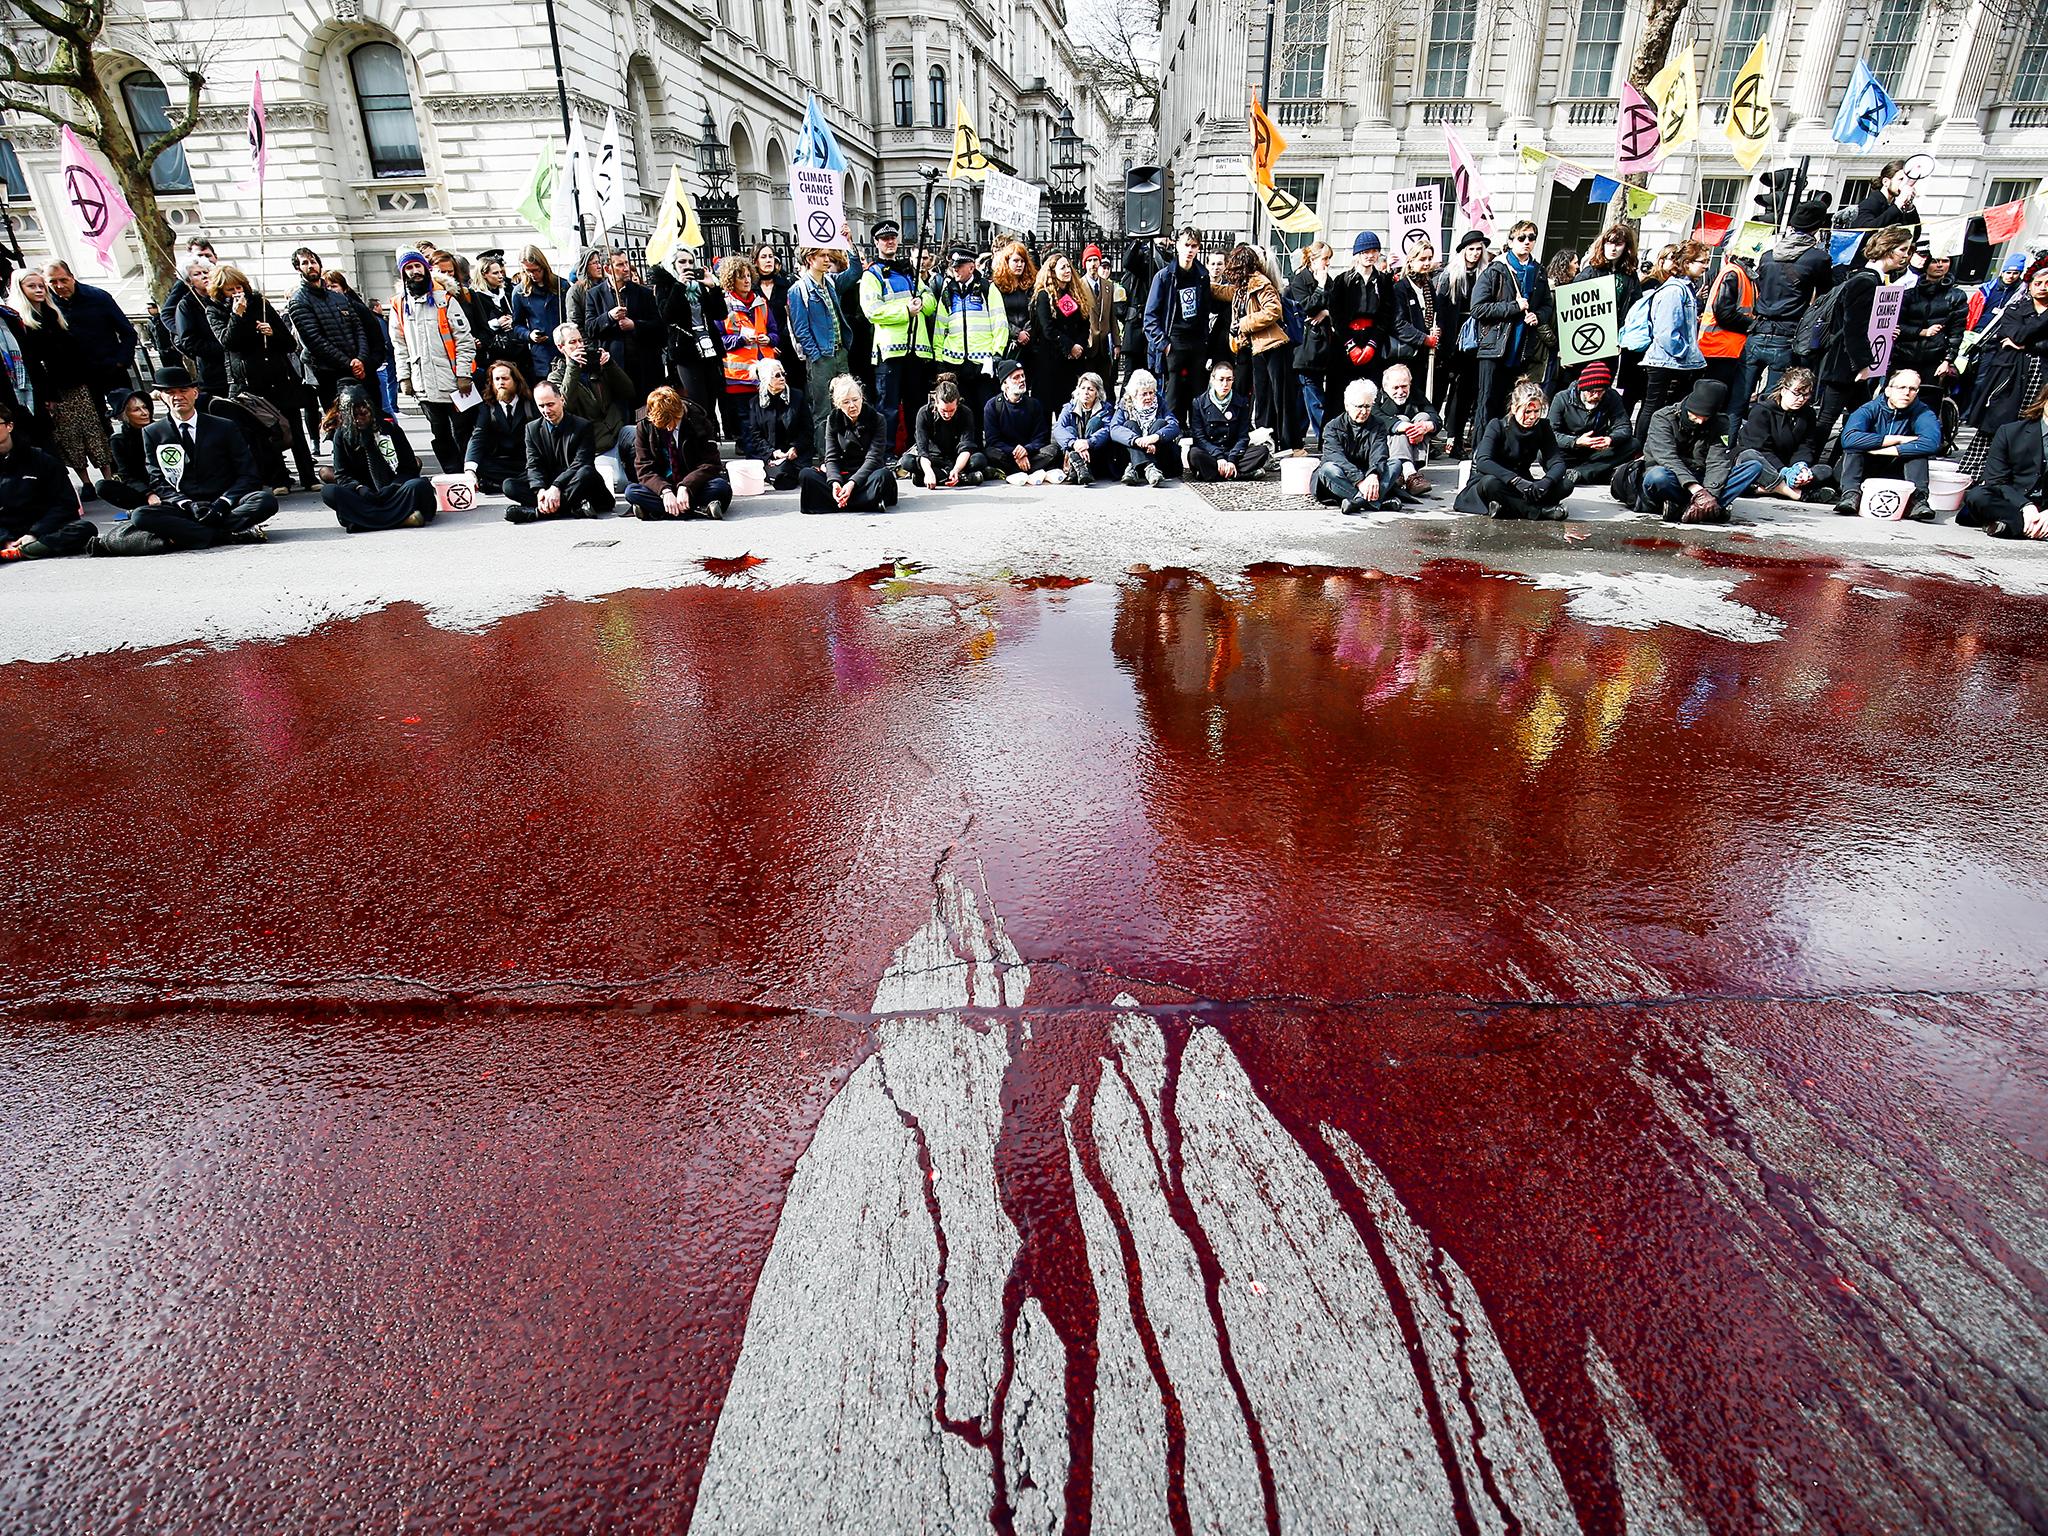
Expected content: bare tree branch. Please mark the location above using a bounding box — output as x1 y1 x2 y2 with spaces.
6 0 89 40
137 67 202 176
0 90 79 128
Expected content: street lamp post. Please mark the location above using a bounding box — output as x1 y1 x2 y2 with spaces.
694 107 742 258
1048 105 1087 253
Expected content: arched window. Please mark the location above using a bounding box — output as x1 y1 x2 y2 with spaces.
833 40 845 103
898 194 919 240
851 49 862 110
811 21 823 88
932 191 950 239
892 64 913 126
929 65 948 127
349 42 424 178
120 71 193 194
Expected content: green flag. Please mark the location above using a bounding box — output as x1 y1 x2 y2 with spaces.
517 138 557 235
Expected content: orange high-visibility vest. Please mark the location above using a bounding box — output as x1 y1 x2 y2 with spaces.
722 295 777 390
1699 264 1755 360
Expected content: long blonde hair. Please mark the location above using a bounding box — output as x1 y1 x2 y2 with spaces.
1031 250 1092 319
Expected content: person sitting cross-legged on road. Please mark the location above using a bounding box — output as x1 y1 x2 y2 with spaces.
748 360 810 491
546 325 637 493
1732 366 1836 503
464 361 538 496
1315 379 1398 516
94 391 157 510
985 361 1063 485
1546 360 1635 486
901 377 989 489
625 386 730 521
1187 361 1273 483
1958 382 2048 540
505 378 614 522
322 383 436 532
0 400 95 562
1637 379 1763 525
94 366 279 555
801 375 899 514
1835 369 1942 520
1372 364 1443 499
1454 381 1577 520
1108 369 1184 487
1054 372 1125 485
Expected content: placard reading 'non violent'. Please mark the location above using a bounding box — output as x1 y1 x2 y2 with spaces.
1554 276 1618 366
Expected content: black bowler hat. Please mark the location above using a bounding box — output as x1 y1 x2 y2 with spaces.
1456 229 1488 253
873 219 901 240
153 365 197 390
1684 379 1729 416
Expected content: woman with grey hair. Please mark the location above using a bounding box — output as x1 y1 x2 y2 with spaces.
800 374 897 512
748 358 808 489
1106 367 1183 485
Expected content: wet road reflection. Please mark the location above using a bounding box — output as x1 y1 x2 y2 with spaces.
2 555 2044 1533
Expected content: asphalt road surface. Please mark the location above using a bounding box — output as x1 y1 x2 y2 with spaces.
3 477 2044 1534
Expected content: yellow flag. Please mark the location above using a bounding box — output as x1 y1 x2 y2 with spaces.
1250 96 1287 189
1722 37 1771 171
644 166 695 266
948 101 990 182
1648 50 1698 152
1245 167 1320 234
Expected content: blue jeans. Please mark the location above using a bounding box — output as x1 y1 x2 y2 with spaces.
1640 457 1765 519
1732 331 1793 435
1298 371 1326 438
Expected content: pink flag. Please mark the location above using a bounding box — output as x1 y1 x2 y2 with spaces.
1617 82 1661 174
58 125 136 271
1444 128 1493 235
243 70 268 190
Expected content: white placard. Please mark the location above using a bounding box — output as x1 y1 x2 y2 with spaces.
791 165 850 251
1389 185 1441 262
981 169 1041 234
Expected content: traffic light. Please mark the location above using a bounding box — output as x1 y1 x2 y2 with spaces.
1755 167 1799 226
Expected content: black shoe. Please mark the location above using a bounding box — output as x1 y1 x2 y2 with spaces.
1488 501 1518 519
1536 505 1568 521
1339 496 1365 516
1832 499 1858 517
506 506 538 524
85 533 105 557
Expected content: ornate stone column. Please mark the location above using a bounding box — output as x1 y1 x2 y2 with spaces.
1791 0 1852 128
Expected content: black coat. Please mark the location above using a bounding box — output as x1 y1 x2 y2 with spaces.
331 418 423 494
1189 390 1254 458
465 397 537 476
632 403 724 493
1965 300 2048 432
1029 290 1091 372
586 277 666 385
523 412 599 490
142 412 263 504
1286 266 1334 372
168 280 227 391
1737 398 1822 467
1319 410 1389 484
1387 277 1440 366
1818 268 1885 385
1468 259 1552 362
822 405 887 480
653 272 730 370
1434 260 1488 357
1473 414 1566 484
0 442 81 539
286 278 371 376
207 292 303 402
1978 417 2047 507
1548 387 1635 455
914 401 982 462
1752 243 1834 333
983 395 1051 460
749 387 809 459
18 306 91 395
1328 268 1391 365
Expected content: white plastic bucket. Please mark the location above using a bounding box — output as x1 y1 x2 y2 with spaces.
1858 477 1916 520
1928 470 1971 515
728 458 767 497
1279 456 1316 497
432 472 478 513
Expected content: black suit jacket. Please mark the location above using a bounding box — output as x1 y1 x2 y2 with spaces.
1983 418 2048 507
142 413 262 504
467 398 537 475
523 412 598 490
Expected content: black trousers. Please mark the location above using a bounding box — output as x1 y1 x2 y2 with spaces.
94 479 149 510
132 491 279 547
1164 346 1206 424
1061 441 1128 482
1243 348 1290 436
623 469 732 519
1634 367 1698 449
504 467 614 517
1440 353 1481 451
1560 445 1633 485
1959 484 2037 538
324 477 435 532
765 453 805 490
1464 470 1571 519
418 400 479 475
800 465 898 513
896 449 990 486
1477 356 1531 431
1125 440 1183 478
1815 380 1874 452
990 443 1062 476
7 516 96 557
1187 441 1274 481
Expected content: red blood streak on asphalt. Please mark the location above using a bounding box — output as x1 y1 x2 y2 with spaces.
1 560 2044 1533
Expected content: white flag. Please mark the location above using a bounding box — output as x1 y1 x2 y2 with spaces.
594 108 625 235
1920 215 1968 260
562 116 600 249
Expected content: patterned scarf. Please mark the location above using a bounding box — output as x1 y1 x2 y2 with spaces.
1410 276 1436 335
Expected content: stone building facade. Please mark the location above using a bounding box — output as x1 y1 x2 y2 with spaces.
0 0 1136 304
1155 0 2048 262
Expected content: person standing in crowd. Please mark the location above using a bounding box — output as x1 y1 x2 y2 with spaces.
1734 367 1835 503
322 383 435 533
1737 196 1834 434
430 250 488 376
1328 232 1392 398
1287 240 1336 448
206 265 317 493
95 365 277 553
1454 379 1574 521
1959 383 2048 539
1632 241 1709 447
1845 160 1919 231
169 254 227 394
470 252 519 375
1387 243 1442 404
504 377 613 522
45 261 136 413
1971 252 2028 332
511 247 570 384
1218 243 1287 440
546 325 637 491
801 374 898 513
983 360 1061 484
653 252 731 415
0 289 30 428
1814 225 1915 448
1698 252 1755 435
0 400 93 562
1468 221 1551 430
1577 224 1642 399
1636 379 1762 524
1053 371 1120 486
903 375 988 488
1313 379 1394 515
12 269 114 500
753 245 800 399
1029 251 1094 415
286 248 371 442
1185 360 1270 482
1144 228 1230 423
1962 259 2048 478
627 385 730 521
93 390 156 509
1122 235 1170 381
464 360 537 496
1895 250 1968 418
391 249 478 474
1372 363 1440 499
991 238 1039 392
320 270 393 417
748 358 809 488
1546 360 1634 485
788 246 857 456
858 220 932 452
565 250 608 336
1080 246 1120 388
930 245 1010 417
1835 369 1941 518
1435 230 1490 454
1108 367 1182 486
587 250 665 402
718 256 781 447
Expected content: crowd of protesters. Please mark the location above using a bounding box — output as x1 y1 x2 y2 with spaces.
3 162 2046 564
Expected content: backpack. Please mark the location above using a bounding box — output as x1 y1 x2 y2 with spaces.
1793 276 1856 362
1619 292 1656 352
1280 291 1305 347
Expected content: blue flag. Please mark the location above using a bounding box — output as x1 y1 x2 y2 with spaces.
1830 231 1866 267
1831 60 1899 148
792 95 847 172
1588 175 1620 205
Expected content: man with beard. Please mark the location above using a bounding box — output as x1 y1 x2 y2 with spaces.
586 250 666 401
390 249 478 473
285 246 371 440
858 219 934 451
464 360 538 495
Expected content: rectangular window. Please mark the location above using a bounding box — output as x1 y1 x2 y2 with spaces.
1274 0 1330 99
1708 0 1772 98
1987 177 2040 262
1543 181 1607 268
1567 0 1627 97
1422 0 1477 100
1270 174 1320 254
1839 177 1875 214
1698 177 1746 220
2013 12 2048 103
1864 0 1921 94
0 120 23 200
